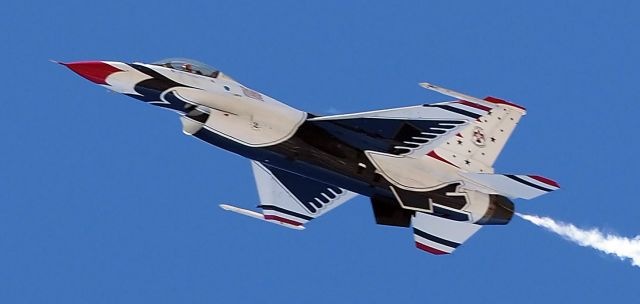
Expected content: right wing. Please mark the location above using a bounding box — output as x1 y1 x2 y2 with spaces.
222 161 358 229
251 161 358 227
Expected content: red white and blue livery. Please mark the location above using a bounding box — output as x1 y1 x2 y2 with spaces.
60 58 559 255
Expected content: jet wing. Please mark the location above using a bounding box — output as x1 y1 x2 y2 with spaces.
412 211 481 254
238 161 358 228
307 104 475 158
308 82 526 161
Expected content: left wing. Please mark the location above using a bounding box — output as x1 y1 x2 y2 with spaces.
221 161 358 229
307 83 523 159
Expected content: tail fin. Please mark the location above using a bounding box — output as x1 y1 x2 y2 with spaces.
461 172 560 199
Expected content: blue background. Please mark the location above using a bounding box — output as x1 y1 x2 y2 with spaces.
1 0 639 303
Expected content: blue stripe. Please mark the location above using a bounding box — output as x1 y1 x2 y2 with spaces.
428 105 481 119
505 175 552 192
413 228 460 248
258 204 314 221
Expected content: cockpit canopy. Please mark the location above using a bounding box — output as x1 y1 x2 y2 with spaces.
152 58 235 81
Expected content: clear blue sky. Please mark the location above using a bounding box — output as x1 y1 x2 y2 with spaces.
1 0 639 303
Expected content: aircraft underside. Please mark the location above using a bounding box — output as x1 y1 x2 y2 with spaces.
60 58 559 255
191 114 514 227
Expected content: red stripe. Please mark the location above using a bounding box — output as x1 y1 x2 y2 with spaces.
426 151 459 168
415 242 448 255
456 133 463 138
483 96 526 111
528 175 560 188
263 214 303 226
457 100 492 112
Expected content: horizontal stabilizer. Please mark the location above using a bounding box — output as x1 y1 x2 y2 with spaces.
461 172 560 199
412 212 481 255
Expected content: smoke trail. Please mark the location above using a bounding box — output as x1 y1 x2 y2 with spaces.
516 213 640 267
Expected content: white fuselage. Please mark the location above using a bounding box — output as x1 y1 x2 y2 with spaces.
103 62 308 147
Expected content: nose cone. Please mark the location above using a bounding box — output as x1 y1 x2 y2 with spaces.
60 61 122 85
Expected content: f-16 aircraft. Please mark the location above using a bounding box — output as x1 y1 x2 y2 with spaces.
60 58 559 255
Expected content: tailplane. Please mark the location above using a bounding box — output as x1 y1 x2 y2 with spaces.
461 172 560 200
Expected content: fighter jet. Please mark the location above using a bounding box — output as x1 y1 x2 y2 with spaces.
60 58 559 255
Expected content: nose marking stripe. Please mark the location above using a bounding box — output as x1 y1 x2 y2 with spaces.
63 61 123 85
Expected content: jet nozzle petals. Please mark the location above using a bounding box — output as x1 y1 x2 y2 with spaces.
61 61 122 85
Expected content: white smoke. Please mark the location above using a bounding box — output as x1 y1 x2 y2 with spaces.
516 213 640 267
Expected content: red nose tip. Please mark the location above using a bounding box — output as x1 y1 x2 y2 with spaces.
60 61 122 85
